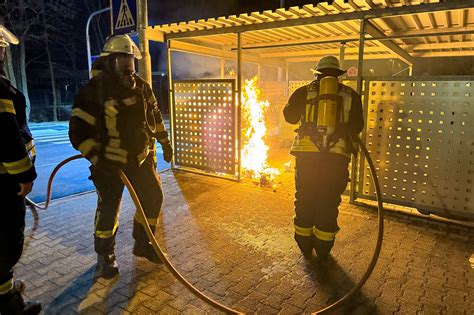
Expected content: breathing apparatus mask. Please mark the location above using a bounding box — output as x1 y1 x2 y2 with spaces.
107 53 137 89
101 34 142 89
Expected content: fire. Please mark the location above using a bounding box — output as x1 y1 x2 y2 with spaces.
241 77 279 182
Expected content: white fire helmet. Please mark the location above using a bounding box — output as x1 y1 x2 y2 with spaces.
311 55 345 75
101 34 142 59
0 24 19 47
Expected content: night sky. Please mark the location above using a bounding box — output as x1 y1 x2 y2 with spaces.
148 0 284 25
84 1 310 70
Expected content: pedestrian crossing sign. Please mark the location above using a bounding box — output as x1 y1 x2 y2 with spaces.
110 0 137 35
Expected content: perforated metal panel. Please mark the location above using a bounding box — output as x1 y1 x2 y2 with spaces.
289 80 358 95
173 80 236 177
361 78 474 218
289 81 311 95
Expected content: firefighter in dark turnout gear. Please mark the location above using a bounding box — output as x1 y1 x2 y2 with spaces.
0 23 41 314
284 56 364 261
69 35 172 278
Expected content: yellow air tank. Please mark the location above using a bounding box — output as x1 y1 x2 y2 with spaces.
317 76 339 135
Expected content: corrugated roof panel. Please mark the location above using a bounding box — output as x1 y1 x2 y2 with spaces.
238 14 259 24
261 10 282 21
254 29 286 42
300 4 320 16
249 12 270 23
152 1 455 36
287 6 313 18
154 1 473 60
244 32 276 44
226 15 247 26
185 21 205 31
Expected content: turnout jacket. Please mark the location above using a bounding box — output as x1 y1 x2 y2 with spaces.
69 72 169 167
284 78 364 156
0 75 37 183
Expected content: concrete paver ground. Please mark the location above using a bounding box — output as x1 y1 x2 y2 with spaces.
16 167 474 314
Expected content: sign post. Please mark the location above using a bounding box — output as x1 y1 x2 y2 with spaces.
137 0 152 85
110 0 137 35
86 7 111 78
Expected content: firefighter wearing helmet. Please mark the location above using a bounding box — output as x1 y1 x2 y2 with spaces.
284 56 364 262
0 21 42 314
69 34 173 278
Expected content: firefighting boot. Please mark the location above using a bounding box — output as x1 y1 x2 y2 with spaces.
295 234 314 259
133 242 162 264
95 254 119 279
12 280 25 294
132 220 162 264
0 290 41 315
314 239 335 262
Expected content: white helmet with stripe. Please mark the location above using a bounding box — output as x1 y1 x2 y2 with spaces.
101 34 142 59
0 24 19 47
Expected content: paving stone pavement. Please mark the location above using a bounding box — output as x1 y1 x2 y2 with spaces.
16 167 474 314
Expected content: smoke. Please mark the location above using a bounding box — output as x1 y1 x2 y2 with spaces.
171 51 221 79
169 51 264 80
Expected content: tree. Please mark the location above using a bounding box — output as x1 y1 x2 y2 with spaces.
36 0 76 121
0 0 41 119
1 0 78 121
4 46 17 86
2 0 109 121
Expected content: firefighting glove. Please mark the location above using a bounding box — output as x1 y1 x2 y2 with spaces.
162 142 173 163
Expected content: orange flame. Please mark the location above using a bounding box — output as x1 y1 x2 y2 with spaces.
241 77 279 180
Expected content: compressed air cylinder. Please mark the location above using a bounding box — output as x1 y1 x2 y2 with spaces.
317 76 339 135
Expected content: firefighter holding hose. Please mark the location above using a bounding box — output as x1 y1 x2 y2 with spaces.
69 35 172 278
0 22 41 314
284 56 364 262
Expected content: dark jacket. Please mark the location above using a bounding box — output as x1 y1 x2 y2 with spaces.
0 76 37 183
69 72 169 167
283 77 364 155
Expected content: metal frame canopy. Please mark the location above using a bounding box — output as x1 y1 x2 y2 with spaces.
147 0 474 65
144 0 474 218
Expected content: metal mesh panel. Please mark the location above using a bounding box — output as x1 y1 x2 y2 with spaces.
173 80 236 177
289 81 311 95
362 78 474 218
261 81 286 135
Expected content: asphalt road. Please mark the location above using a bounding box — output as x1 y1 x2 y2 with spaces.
28 121 171 203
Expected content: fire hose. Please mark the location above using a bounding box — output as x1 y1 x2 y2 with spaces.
25 154 242 314
25 137 383 314
25 155 83 210
315 136 384 314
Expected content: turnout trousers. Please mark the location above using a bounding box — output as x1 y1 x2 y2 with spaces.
90 155 164 255
293 153 350 259
0 177 26 296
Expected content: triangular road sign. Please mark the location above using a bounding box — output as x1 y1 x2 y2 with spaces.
115 0 135 30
